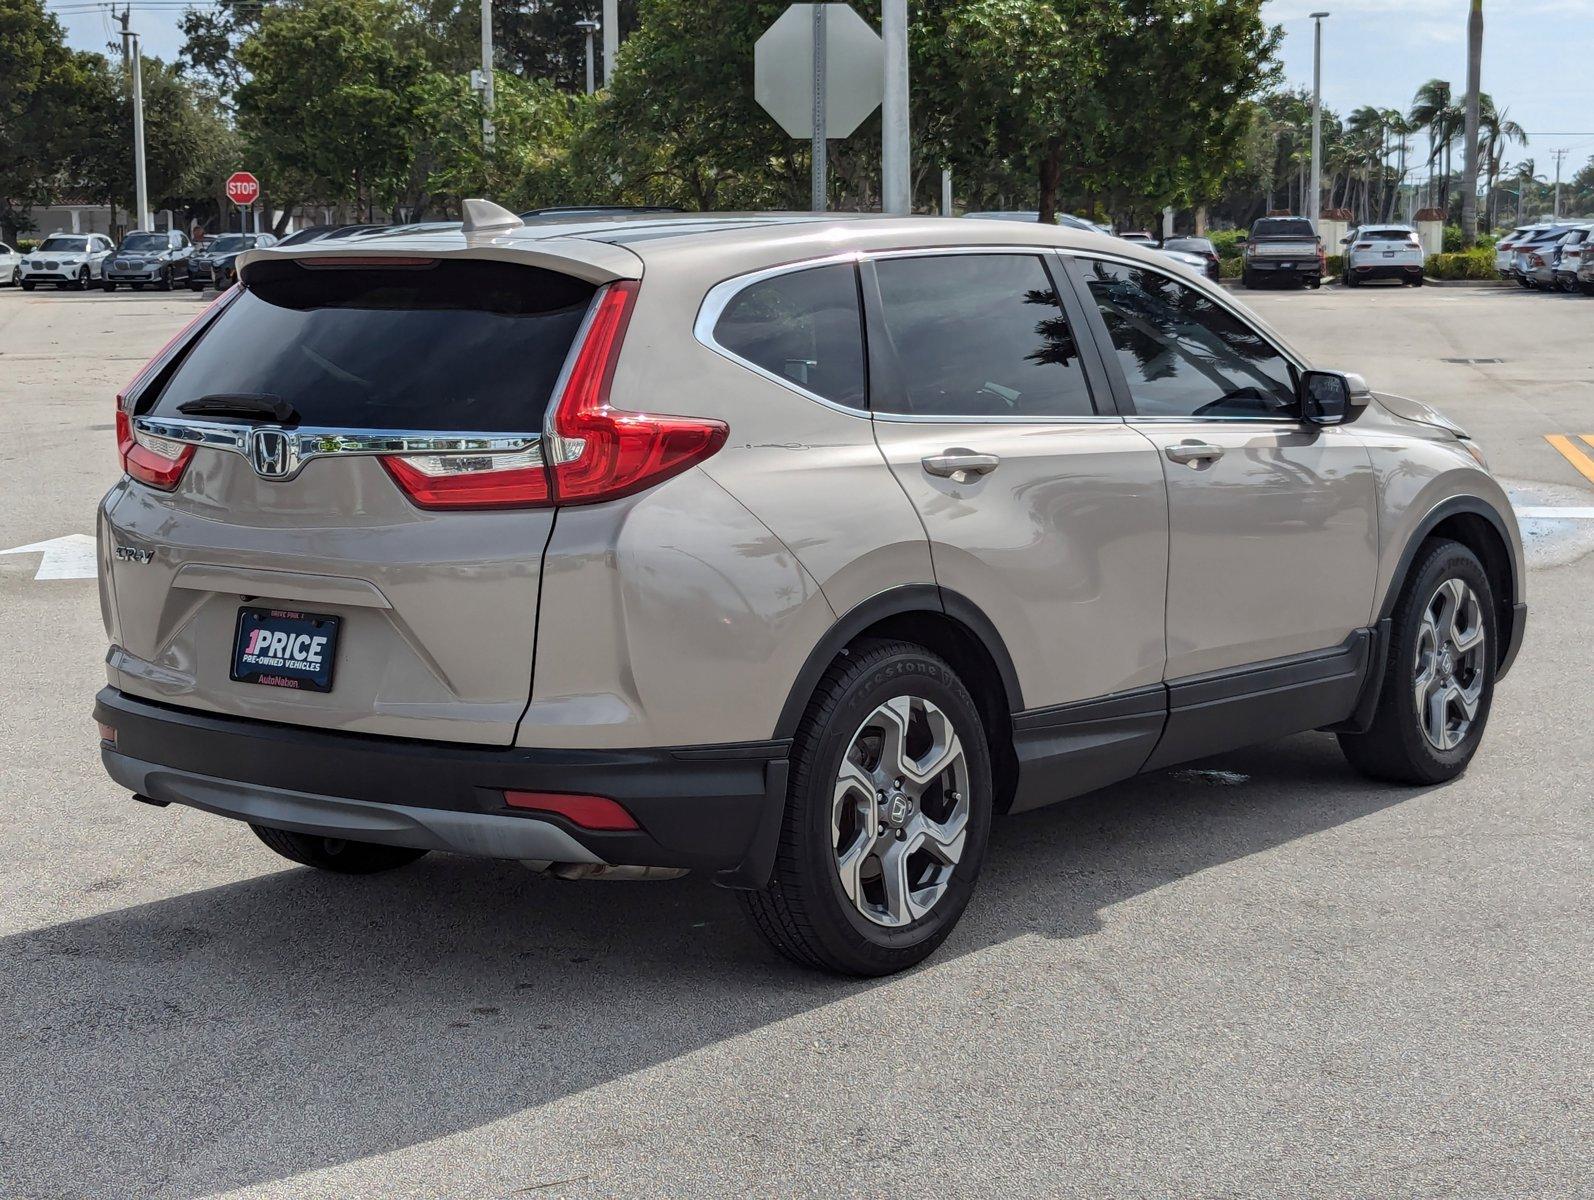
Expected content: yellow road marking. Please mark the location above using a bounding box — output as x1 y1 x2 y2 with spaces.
1545 435 1594 486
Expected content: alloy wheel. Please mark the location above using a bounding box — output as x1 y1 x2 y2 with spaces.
831 695 970 928
1413 577 1487 751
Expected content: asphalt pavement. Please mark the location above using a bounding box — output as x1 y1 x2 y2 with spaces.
0 279 1588 1199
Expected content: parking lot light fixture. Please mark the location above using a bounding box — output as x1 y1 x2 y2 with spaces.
575 19 600 96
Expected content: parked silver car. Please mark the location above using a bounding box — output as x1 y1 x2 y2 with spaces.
1513 223 1582 289
1548 227 1592 293
96 204 1526 974
19 233 114 290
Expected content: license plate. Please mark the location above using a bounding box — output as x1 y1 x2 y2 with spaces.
231 607 340 692
1383 251 1397 258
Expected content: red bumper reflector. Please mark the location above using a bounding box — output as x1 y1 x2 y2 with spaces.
502 790 639 831
97 722 116 745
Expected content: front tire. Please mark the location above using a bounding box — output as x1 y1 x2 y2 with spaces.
102 281 116 292
1338 539 1497 785
157 267 172 291
20 280 34 291
251 824 430 874
738 639 993 976
74 267 89 291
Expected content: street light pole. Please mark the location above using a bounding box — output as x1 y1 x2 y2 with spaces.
576 19 599 96
602 0 618 88
881 0 910 215
1309 11 1329 228
118 7 150 232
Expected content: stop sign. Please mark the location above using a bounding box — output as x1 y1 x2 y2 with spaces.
225 171 260 207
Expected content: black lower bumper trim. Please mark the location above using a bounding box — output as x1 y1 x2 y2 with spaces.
94 687 790 883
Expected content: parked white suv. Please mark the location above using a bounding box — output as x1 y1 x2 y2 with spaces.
95 204 1527 974
19 233 114 290
1341 225 1425 287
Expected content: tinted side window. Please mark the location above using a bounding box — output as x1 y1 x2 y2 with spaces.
1082 259 1297 419
713 264 865 408
872 254 1095 418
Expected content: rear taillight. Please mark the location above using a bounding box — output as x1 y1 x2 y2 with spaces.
116 404 194 491
547 281 728 505
380 446 551 509
384 280 727 511
115 286 235 492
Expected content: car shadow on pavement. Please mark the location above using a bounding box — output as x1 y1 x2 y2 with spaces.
1 732 1423 1198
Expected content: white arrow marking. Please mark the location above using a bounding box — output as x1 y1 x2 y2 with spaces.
0 534 98 580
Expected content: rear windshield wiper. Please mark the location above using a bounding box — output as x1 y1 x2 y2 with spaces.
177 393 298 423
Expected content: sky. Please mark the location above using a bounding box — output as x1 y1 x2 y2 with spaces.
51 0 1594 180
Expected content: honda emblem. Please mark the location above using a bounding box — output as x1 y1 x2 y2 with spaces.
249 428 295 479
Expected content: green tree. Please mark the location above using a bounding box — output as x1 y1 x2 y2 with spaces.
0 0 90 242
236 0 429 220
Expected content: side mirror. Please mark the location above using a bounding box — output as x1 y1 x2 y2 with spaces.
1340 234 1354 245
1300 370 1372 425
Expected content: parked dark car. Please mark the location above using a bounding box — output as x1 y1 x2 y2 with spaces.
1161 236 1222 281
273 224 385 247
103 230 192 292
188 233 277 291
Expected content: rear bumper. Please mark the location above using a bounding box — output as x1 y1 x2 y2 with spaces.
94 687 790 887
1351 263 1423 280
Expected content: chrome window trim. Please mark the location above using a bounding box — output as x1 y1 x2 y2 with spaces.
694 253 872 418
132 415 543 481
872 413 1123 426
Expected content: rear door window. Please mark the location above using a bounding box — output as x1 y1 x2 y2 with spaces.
146 259 595 433
711 263 866 407
871 253 1096 418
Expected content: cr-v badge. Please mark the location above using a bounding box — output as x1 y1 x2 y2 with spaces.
114 545 153 564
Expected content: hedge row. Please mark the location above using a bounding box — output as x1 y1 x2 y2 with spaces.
1426 248 1499 280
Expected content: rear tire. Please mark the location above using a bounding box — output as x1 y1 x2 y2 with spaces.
1412 275 1425 287
250 824 430 874
738 639 994 976
1242 270 1257 288
1338 539 1497 785
1307 275 1322 289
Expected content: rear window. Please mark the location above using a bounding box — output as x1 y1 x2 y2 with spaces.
1252 219 1315 238
147 259 595 433
1361 229 1413 241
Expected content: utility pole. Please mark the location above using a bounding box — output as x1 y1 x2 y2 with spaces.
881 0 910 215
479 0 495 150
940 168 952 217
1552 148 1568 218
602 0 618 88
118 6 151 232
1309 12 1329 228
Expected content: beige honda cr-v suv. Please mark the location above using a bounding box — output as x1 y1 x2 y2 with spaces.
95 202 1526 975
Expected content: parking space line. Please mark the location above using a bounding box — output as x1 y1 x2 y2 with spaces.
1544 435 1594 486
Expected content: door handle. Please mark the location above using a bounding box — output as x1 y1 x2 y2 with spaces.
1165 442 1225 466
922 449 1001 480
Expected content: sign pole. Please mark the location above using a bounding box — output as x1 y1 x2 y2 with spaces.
810 4 827 212
881 0 910 214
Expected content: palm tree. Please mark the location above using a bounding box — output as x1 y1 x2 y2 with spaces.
1346 105 1386 223
1410 79 1462 211
1460 0 1484 244
1382 110 1416 221
1479 97 1527 231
